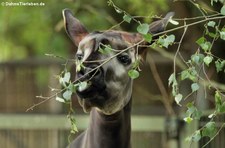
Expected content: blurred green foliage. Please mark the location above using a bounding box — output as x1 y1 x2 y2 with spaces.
0 0 168 62
114 0 168 17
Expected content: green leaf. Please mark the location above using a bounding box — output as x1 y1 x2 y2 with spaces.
128 69 140 79
68 115 78 134
175 93 183 106
157 38 165 47
185 102 202 120
185 136 192 142
60 72 71 84
98 44 112 55
192 130 201 142
55 96 65 103
204 55 213 66
215 91 223 112
201 42 212 52
59 72 71 87
168 73 178 96
202 122 217 138
123 14 132 23
166 35 175 43
191 54 200 64
207 32 217 38
192 109 202 120
71 123 78 133
191 54 204 65
78 81 88 92
215 60 225 72
220 31 225 40
132 59 140 69
186 102 195 116
158 35 175 48
63 90 72 100
184 116 193 124
137 23 149 35
215 91 222 106
180 68 197 82
76 60 85 72
191 83 199 92
68 83 77 93
219 102 225 113
143 33 153 43
207 21 216 27
63 72 70 83
196 37 205 45
180 70 190 80
190 67 198 76
220 5 225 15
59 77 65 86
164 35 175 48
76 64 81 72
168 73 176 86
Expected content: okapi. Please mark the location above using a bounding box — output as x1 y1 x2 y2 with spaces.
62 9 174 148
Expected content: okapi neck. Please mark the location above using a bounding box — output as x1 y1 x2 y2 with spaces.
93 98 132 122
87 98 132 148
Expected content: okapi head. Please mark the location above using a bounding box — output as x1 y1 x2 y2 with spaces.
63 9 174 115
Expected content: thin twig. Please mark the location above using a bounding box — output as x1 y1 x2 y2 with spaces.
190 0 207 19
173 20 188 75
26 39 145 111
133 13 221 21
26 90 64 112
147 54 175 115
27 10 225 111
152 15 225 38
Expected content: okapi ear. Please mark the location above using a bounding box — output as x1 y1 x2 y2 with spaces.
121 12 175 60
62 9 88 46
149 12 175 35
121 12 175 44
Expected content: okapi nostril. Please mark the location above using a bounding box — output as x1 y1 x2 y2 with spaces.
76 54 83 60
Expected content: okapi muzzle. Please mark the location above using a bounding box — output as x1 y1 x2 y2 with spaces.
62 8 174 148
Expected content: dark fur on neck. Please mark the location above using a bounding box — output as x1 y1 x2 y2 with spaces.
68 98 132 148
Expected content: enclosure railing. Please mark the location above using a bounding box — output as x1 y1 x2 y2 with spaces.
0 114 165 148
0 114 164 131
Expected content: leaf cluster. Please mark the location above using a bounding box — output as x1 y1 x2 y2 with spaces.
167 0 225 146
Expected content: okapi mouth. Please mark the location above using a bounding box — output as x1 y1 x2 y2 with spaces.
76 66 107 100
76 82 106 99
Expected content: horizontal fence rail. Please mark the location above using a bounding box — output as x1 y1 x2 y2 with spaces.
0 114 165 132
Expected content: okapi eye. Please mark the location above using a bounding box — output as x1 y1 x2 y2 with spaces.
117 54 131 65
